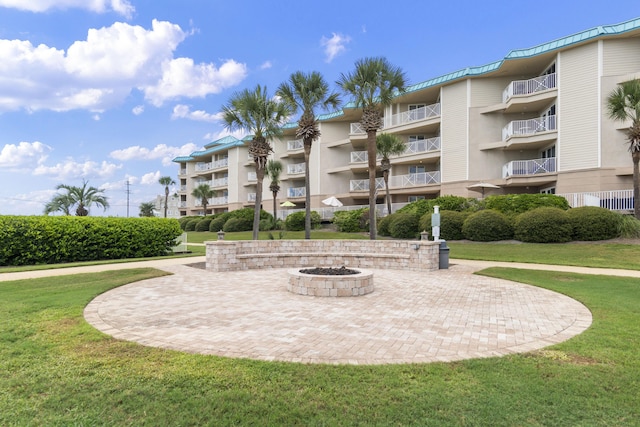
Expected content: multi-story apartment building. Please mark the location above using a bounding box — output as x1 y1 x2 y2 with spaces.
174 17 640 218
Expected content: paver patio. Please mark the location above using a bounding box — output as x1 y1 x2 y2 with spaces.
84 263 592 365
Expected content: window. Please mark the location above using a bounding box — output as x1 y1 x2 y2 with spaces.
542 63 556 76
540 187 556 195
409 165 425 174
541 145 556 159
408 135 425 142
408 195 425 202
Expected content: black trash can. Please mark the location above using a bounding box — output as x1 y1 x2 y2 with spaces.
439 240 450 269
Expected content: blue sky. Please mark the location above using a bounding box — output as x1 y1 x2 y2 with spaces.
0 0 638 216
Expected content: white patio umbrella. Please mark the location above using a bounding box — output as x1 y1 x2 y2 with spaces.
321 196 343 207
467 182 500 198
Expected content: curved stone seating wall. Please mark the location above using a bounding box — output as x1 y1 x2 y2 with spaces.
205 240 440 272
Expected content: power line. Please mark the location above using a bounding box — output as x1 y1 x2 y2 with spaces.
125 180 131 217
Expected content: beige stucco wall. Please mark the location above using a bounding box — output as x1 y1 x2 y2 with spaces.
440 81 468 182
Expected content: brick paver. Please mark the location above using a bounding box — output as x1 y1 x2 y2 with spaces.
84 263 592 365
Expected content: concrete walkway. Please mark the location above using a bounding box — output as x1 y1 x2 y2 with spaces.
6 256 636 365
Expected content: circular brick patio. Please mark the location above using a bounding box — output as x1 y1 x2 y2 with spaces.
84 264 592 365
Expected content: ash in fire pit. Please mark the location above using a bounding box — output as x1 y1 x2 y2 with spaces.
299 266 359 275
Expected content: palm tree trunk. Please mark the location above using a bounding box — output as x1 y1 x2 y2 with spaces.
272 191 278 224
304 139 312 240
254 163 266 240
367 130 377 240
633 152 640 219
164 187 169 218
383 169 391 215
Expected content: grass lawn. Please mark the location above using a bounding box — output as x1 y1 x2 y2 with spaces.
1 267 639 425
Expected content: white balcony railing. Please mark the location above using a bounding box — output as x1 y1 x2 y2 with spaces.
503 73 557 102
209 196 228 205
350 136 441 163
389 171 441 188
350 151 374 163
558 189 634 211
180 201 187 208
179 185 187 192
179 168 187 175
287 139 304 151
247 171 257 181
212 177 228 187
384 103 441 128
247 193 256 202
503 115 556 140
212 158 229 169
349 103 441 134
349 177 386 191
196 180 211 187
287 162 305 174
195 162 212 172
288 187 306 198
503 157 556 178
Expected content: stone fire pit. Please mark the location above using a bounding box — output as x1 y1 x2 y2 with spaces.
287 267 374 297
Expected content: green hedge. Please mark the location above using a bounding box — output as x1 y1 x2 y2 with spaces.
389 212 420 239
462 210 513 242
0 216 182 266
567 206 622 241
285 211 321 231
397 195 479 217
514 207 572 243
419 211 469 241
333 208 369 232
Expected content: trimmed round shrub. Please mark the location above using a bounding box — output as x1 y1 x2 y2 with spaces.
419 210 469 240
377 214 394 236
333 208 369 232
514 207 572 243
195 218 212 232
397 199 431 217
618 214 640 238
462 210 513 242
484 193 570 215
285 211 321 231
223 217 253 232
184 218 200 231
567 206 622 241
178 216 197 230
259 218 274 231
208 213 230 232
389 212 420 239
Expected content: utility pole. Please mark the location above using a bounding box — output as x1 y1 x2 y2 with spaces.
125 180 131 217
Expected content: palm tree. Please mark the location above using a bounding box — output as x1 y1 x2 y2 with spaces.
221 85 292 239
139 201 156 217
158 176 176 218
277 71 341 239
43 193 74 215
50 180 109 216
607 79 640 219
191 184 215 216
266 159 283 222
376 133 407 215
338 57 407 239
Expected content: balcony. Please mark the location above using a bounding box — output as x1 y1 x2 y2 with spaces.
247 171 257 181
209 196 229 206
212 158 229 169
195 162 212 172
503 157 556 178
287 139 303 151
349 103 441 134
350 177 385 192
287 162 305 175
212 177 228 187
389 171 441 188
180 201 187 208
503 115 556 140
179 185 186 192
196 180 211 187
179 168 187 175
288 187 306 198
247 193 256 202
503 73 556 102
350 137 441 163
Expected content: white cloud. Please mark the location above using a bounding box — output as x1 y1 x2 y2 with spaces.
203 129 245 142
132 105 144 115
0 0 135 18
143 57 248 106
140 171 161 185
172 104 221 122
321 33 351 63
260 60 273 70
109 142 199 166
0 20 247 113
33 159 121 180
0 141 51 169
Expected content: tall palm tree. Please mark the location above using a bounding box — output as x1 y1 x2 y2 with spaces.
139 201 156 217
43 193 74 215
158 176 176 218
607 79 640 219
221 85 292 239
266 159 283 222
191 184 215 216
338 57 407 239
51 180 109 216
376 133 407 215
277 71 341 239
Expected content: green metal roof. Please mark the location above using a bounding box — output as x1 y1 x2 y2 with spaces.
172 135 245 163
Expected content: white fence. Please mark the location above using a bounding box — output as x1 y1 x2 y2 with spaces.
503 115 557 140
559 190 634 211
503 73 557 102
350 136 440 163
287 163 306 174
389 171 441 188
350 177 385 191
287 139 303 151
288 187 306 198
